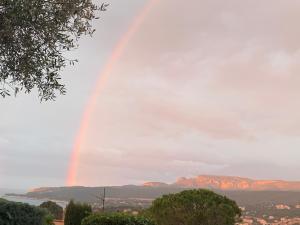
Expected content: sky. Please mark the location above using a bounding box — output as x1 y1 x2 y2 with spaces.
2 0 300 189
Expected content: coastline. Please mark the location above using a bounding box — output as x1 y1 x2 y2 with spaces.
1 194 68 208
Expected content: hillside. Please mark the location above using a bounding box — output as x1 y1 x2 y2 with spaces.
17 186 300 206
23 185 187 203
7 175 300 207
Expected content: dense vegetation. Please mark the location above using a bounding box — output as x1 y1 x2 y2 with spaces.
0 198 53 225
147 189 241 225
0 0 108 100
40 201 63 220
82 213 155 225
64 200 92 225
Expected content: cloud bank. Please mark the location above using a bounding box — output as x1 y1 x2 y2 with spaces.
75 0 300 185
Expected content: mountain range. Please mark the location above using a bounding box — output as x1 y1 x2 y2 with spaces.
144 175 300 191
7 175 300 206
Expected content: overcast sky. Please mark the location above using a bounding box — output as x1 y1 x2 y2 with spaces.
2 0 300 190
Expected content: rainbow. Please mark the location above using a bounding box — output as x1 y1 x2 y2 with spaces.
66 0 159 186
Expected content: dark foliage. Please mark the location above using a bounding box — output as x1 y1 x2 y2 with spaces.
81 213 155 225
147 189 241 225
40 201 63 220
64 200 92 225
0 199 53 225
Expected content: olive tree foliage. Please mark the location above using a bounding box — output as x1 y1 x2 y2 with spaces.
0 0 108 100
147 189 242 225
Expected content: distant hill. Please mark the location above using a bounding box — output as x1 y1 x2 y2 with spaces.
11 186 300 207
8 175 300 207
22 185 187 203
173 175 300 191
144 175 300 191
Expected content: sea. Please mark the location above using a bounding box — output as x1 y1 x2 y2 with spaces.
0 188 67 208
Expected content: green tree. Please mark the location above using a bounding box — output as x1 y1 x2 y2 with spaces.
64 200 92 225
40 201 63 220
147 189 241 225
81 213 155 225
0 199 54 225
0 0 108 100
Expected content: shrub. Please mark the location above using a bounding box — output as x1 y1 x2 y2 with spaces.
147 189 241 225
64 200 92 225
0 199 53 225
82 213 155 225
40 201 63 220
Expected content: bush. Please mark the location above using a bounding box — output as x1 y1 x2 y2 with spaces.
82 213 155 225
40 201 63 220
147 189 241 225
64 200 92 225
0 199 53 225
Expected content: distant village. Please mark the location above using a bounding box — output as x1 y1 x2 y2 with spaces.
239 204 300 225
